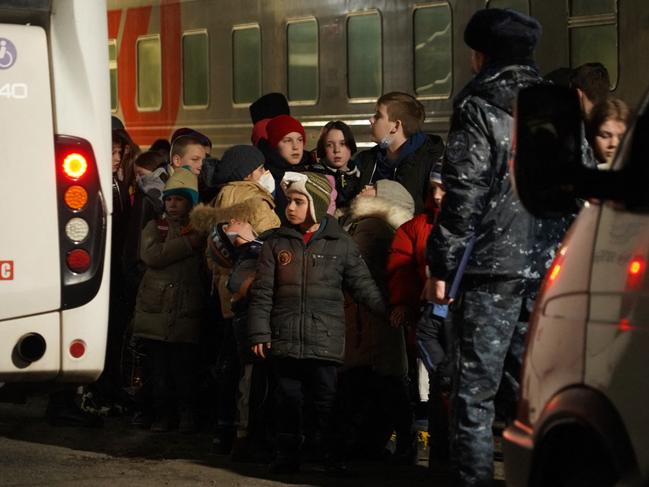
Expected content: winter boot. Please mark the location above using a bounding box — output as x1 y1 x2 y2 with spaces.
178 408 198 434
269 433 304 474
212 424 235 454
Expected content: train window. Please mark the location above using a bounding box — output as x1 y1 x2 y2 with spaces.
485 0 529 14
287 19 318 104
136 35 162 111
108 39 118 112
182 31 209 108
568 0 618 88
413 3 452 99
232 25 262 105
570 0 616 16
347 11 382 100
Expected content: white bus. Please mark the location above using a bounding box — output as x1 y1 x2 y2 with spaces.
0 0 111 384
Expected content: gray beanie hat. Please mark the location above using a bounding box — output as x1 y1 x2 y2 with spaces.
211 145 265 185
375 180 415 214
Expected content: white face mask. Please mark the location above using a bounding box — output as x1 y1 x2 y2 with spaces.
257 170 276 194
379 135 393 150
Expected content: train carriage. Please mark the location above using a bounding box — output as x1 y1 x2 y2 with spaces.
107 0 649 154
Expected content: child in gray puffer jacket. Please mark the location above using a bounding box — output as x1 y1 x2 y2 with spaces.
248 171 384 473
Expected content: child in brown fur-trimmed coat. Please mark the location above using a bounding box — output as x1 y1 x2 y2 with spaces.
190 144 280 453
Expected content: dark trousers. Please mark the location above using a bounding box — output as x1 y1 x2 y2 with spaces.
214 319 240 430
143 339 198 418
449 286 531 487
271 357 338 455
417 307 453 463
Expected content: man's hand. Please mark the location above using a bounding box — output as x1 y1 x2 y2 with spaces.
422 276 452 305
251 342 272 359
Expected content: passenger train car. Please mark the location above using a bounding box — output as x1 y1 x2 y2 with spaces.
107 0 649 154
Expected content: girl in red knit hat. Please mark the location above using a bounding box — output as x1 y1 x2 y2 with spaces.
263 114 314 224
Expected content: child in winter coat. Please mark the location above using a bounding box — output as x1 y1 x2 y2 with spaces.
387 162 451 465
248 171 385 473
340 179 416 463
132 167 205 433
312 120 361 209
190 144 280 453
209 219 273 461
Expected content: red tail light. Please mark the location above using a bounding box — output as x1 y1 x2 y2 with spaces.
55 135 107 309
66 249 91 273
626 256 645 290
62 153 88 180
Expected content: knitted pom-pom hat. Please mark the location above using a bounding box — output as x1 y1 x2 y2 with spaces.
281 171 332 224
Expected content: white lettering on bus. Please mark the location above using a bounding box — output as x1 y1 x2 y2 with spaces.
0 83 28 99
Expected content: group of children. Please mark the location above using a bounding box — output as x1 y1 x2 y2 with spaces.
109 91 450 473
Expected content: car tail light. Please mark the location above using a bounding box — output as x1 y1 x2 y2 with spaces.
544 245 568 290
55 135 107 309
626 256 645 290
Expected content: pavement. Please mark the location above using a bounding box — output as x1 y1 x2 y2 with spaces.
0 394 459 487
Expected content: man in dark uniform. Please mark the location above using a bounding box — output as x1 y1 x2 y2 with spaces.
425 9 547 486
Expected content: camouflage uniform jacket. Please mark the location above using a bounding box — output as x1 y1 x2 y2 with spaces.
427 63 567 287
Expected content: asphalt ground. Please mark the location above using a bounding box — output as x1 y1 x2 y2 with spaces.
0 394 505 486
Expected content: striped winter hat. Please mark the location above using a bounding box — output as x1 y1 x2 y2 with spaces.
281 171 332 224
163 167 199 207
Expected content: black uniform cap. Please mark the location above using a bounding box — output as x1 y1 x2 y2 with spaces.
464 8 542 64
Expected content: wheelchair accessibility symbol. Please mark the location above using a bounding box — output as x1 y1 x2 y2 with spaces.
0 38 17 69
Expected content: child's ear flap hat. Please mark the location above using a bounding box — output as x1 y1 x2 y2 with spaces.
163 167 199 207
281 171 332 223
208 222 237 268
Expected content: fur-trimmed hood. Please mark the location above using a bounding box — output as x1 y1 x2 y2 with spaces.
190 198 280 235
348 196 414 230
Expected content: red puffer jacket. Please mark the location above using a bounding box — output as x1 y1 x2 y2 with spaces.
387 207 439 308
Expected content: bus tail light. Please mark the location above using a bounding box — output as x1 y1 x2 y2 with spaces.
66 249 91 273
64 185 89 210
55 135 107 309
62 153 88 180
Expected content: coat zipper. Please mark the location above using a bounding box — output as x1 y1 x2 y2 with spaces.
300 242 308 358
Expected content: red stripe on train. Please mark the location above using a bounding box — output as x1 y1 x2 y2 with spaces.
117 4 181 146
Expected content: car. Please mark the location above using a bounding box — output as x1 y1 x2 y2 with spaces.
502 84 649 486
